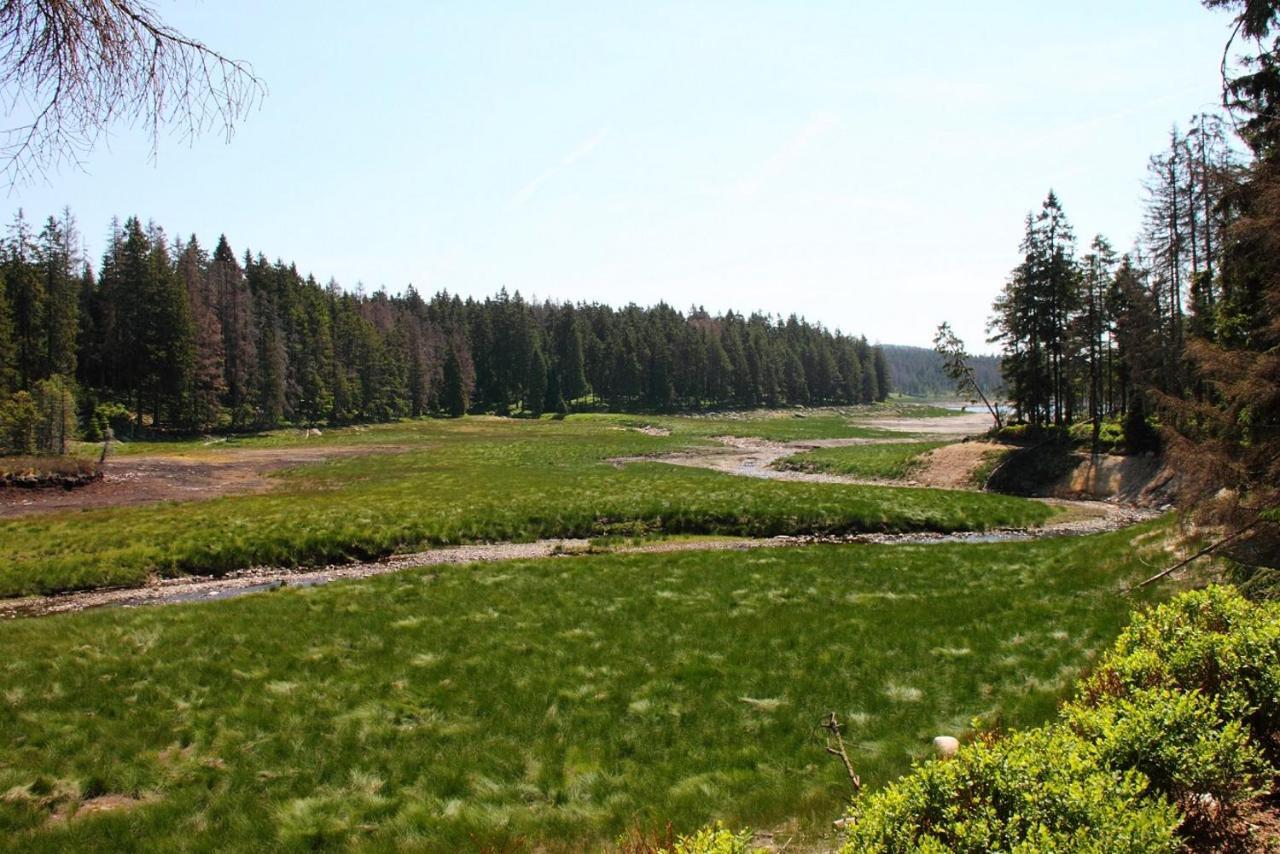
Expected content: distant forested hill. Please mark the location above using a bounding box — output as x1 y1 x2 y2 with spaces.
882 344 1003 399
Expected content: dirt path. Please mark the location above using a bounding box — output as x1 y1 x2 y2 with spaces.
0 445 405 518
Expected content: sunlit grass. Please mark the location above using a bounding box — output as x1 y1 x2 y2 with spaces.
77 403 954 459
0 521 1171 851
0 416 1051 597
776 441 948 480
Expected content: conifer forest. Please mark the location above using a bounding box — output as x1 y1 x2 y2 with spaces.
0 212 890 443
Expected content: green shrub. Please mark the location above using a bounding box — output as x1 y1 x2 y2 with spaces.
1064 687 1270 804
842 587 1280 852
1079 586 1280 748
91 402 132 440
991 422 1029 442
1067 417 1125 452
841 726 1181 853
662 821 758 854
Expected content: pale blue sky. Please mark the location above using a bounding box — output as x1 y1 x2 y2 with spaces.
11 1 1235 349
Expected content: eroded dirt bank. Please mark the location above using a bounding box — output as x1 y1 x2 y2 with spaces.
0 445 404 518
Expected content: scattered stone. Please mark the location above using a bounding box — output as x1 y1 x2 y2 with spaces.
933 735 960 758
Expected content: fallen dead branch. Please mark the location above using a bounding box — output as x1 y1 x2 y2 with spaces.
821 711 861 795
1130 519 1262 590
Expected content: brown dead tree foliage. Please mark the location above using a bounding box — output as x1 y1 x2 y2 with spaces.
0 0 264 185
1158 155 1280 564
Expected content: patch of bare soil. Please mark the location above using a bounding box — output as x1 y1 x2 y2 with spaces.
0 445 404 518
1180 791 1280 853
857 410 996 436
750 819 842 852
628 425 672 436
612 435 900 485
1046 452 1178 505
1235 792 1280 852
48 793 153 825
911 441 1012 490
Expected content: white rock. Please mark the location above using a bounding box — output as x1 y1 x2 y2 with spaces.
933 736 960 758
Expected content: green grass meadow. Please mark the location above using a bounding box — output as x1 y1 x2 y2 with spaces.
0 522 1171 851
0 415 1051 597
776 441 948 480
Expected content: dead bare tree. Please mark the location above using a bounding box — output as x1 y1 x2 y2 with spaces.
0 0 265 185
934 322 1004 429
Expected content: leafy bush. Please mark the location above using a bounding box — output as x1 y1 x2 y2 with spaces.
842 726 1181 853
1064 687 1269 804
1067 417 1125 452
1078 586 1280 748
842 587 1280 852
90 402 132 441
661 821 758 854
991 422 1029 442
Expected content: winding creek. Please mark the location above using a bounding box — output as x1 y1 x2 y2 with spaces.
1 412 1161 619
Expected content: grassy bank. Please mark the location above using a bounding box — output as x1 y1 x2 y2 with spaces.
0 416 1050 598
775 441 947 480
0 522 1170 851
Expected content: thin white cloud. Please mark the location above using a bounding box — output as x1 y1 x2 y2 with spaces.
1015 84 1210 153
563 127 610 165
509 127 610 209
735 111 837 200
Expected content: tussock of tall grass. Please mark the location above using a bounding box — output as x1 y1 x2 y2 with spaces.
0 521 1171 850
0 456 100 483
776 442 947 480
